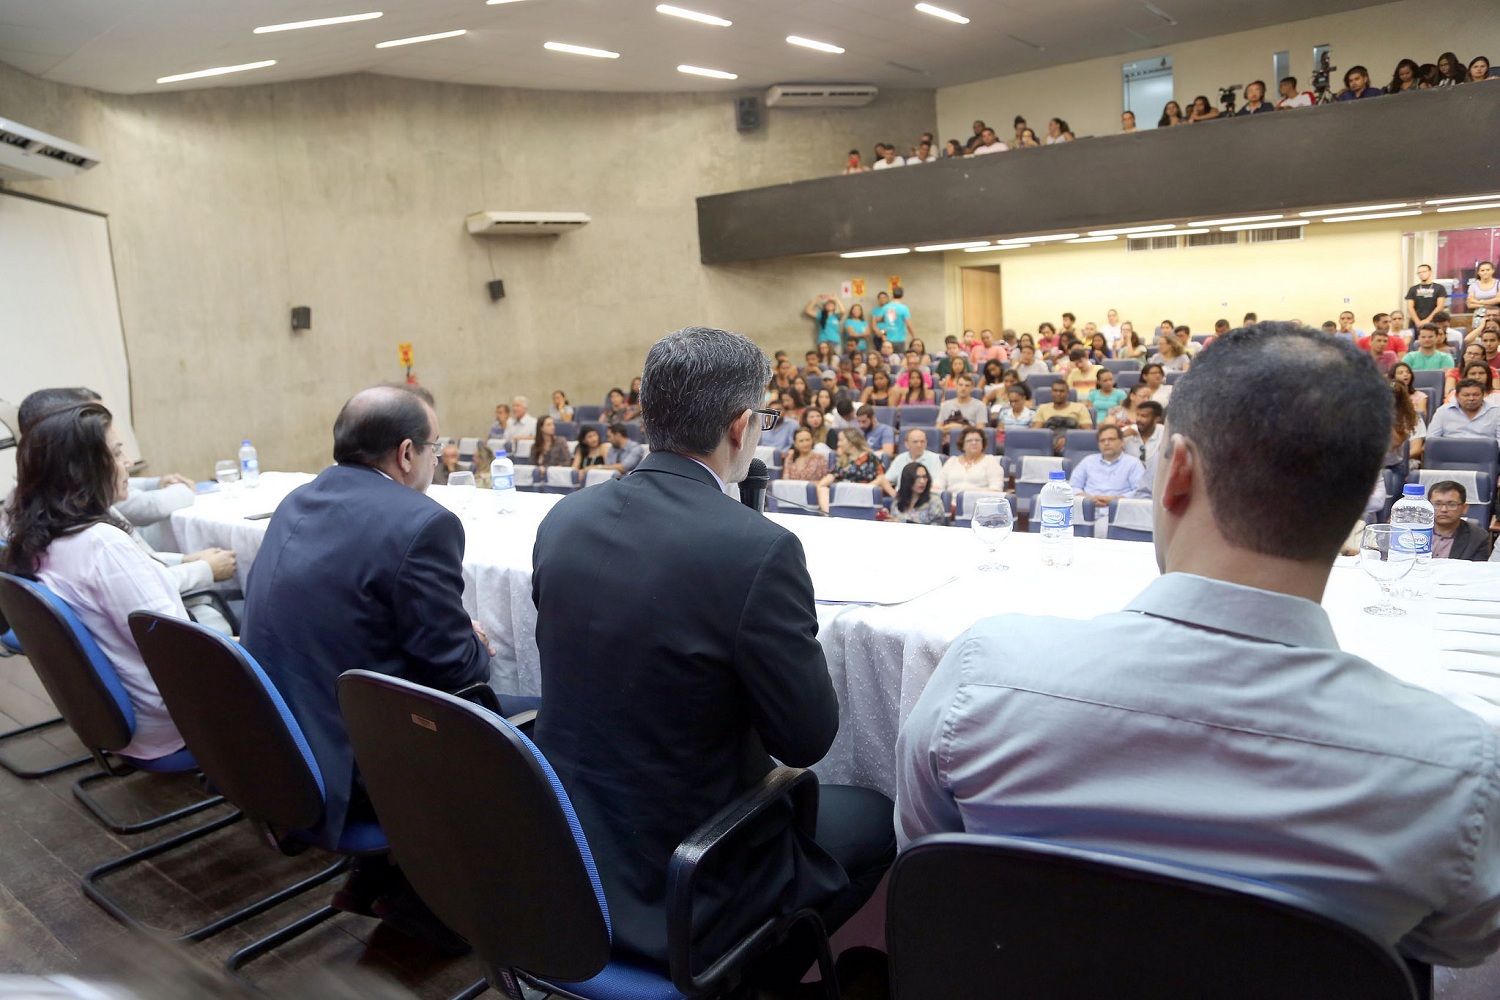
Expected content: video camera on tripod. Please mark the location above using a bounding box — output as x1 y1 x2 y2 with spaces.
1312 51 1336 103
1218 84 1242 115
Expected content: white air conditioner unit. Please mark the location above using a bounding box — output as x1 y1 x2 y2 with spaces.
0 118 101 182
765 84 879 108
465 211 591 236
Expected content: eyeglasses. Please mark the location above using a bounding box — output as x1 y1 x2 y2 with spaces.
1430 501 1466 510
754 408 783 432
422 440 444 454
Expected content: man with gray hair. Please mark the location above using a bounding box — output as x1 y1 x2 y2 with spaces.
532 326 895 984
504 394 536 449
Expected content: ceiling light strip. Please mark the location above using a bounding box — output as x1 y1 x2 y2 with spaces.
841 248 911 258
157 60 277 84
787 36 845 54
915 241 989 252
544 41 620 58
1066 236 1119 243
1298 203 1408 217
914 3 969 24
1219 220 1309 232
1086 224 1176 236
996 233 1080 244
654 5 732 26
254 12 381 33
677 64 737 79
376 29 466 48
1320 210 1424 223
1425 194 1500 206
1194 214 1282 227
966 243 1029 252
1435 202 1500 214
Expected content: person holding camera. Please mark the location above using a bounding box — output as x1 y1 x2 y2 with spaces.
841 149 869 174
1235 80 1275 114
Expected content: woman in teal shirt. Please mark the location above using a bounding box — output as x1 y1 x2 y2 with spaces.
842 304 869 352
1087 369 1127 425
804 293 845 346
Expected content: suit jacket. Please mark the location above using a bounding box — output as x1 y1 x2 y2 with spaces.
240 464 488 847
531 451 846 967
1443 519 1492 562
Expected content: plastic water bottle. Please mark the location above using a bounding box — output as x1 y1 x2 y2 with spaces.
491 449 517 514
237 440 260 487
1390 483 1434 598
1038 470 1075 567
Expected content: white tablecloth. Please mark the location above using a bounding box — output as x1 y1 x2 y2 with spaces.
172 472 1500 798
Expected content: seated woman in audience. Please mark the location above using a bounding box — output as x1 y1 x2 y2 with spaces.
777 389 806 426
1044 118 1075 143
861 350 886 377
816 340 839 374
810 387 835 417
1139 362 1173 408
1087 332 1112 362
1151 335 1191 372
783 427 830 483
897 369 932 407
1446 344 1488 394
841 305 870 353
1187 95 1220 122
1087 369 1127 425
628 377 642 409
1036 322 1059 358
1436 52 1464 86
1105 382 1153 429
890 464 948 525
993 383 1036 439
472 440 495 488
1387 58 1421 93
1159 101 1185 127
1 402 188 763
1389 383 1426 471
909 338 934 370
573 426 609 469
862 370 896 407
1444 363 1500 405
1114 322 1146 360
943 139 965 158
939 355 973 394
600 387 634 424
532 415 571 469
815 429 882 512
801 407 835 452
1390 363 1428 416
942 427 1004 495
549 390 574 423
1467 56 1492 83
791 375 812 406
979 359 1006 398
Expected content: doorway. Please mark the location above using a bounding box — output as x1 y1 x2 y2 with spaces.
1123 55 1173 130
961 266 1002 335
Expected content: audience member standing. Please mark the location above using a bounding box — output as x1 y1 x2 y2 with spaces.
897 322 1500 970
882 287 914 353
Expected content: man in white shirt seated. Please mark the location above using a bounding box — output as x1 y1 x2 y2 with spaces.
971 127 1009 155
1068 425 1147 503
897 321 1500 971
504 395 537 449
871 145 904 170
1010 344 1050 379
905 140 937 164
937 375 987 433
1429 380 1500 440
1275 75 1314 109
882 429 945 498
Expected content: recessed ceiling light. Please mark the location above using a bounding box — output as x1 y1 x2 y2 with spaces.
655 4 732 26
787 36 845 54
1173 228 1211 236
1298 203 1409 217
1436 202 1500 214
488 0 539 4
1066 236 1119 243
1321 210 1423 223
1219 220 1309 232
1425 194 1500 206
967 243 1029 251
677 64 737 79
544 41 620 58
1194 214 1282 226
254 12 382 33
1086 224 1175 236
840 248 911 258
914 3 969 24
376 29 466 48
157 60 277 84
996 233 1079 244
915 241 989 252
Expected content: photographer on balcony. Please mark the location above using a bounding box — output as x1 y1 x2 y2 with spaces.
1235 80 1275 115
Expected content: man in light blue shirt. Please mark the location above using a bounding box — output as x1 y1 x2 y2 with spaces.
1429 381 1500 441
603 423 647 475
855 405 895 458
882 287 913 350
897 322 1500 969
1067 426 1146 502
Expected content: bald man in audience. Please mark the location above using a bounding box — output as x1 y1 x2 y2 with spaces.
898 322 1500 971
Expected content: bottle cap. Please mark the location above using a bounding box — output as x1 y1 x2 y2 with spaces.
495 449 507 458
1048 470 1065 480
1402 484 1425 497
242 440 251 446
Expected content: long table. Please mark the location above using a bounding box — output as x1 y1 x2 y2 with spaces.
172 472 1500 798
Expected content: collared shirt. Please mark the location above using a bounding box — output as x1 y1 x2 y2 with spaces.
1429 401 1500 440
608 440 648 473
886 450 946 492
861 421 895 452
1068 452 1146 497
1402 349 1455 371
1434 529 1457 559
896 572 1500 966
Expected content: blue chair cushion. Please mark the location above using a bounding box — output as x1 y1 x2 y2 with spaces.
541 959 685 1000
333 820 388 854
232 640 326 802
123 746 200 773
20 578 136 730
0 629 19 653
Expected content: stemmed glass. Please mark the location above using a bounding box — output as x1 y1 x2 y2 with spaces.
971 495 1014 572
447 470 476 513
214 460 239 491
1359 524 1416 616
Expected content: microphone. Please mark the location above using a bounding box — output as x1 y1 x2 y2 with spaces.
767 492 832 517
740 458 770 513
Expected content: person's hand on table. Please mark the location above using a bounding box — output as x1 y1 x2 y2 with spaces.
159 473 195 488
185 547 237 581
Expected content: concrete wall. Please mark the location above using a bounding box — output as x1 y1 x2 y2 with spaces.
0 62 940 474
937 0 1499 142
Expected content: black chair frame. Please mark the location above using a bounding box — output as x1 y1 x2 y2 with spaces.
71 749 226 835
0 606 92 778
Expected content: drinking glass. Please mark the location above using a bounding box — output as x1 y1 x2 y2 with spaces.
214 460 239 489
971 495 1014 571
447 470 476 512
1359 524 1416 617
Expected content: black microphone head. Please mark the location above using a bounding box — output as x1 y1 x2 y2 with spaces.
746 458 769 483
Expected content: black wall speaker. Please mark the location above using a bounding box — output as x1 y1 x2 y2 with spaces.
290 306 311 330
487 280 506 301
736 96 762 133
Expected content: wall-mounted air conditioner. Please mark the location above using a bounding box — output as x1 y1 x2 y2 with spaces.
465 211 591 236
765 84 879 108
0 118 101 182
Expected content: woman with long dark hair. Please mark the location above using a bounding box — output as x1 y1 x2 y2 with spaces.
572 426 608 469
1159 101 1185 127
1436 52 1464 86
841 304 869 353
532 415 570 469
1 402 188 762
1187 95 1220 122
1387 58 1421 93
890 464 948 525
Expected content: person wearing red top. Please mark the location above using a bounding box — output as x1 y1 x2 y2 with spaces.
1357 313 1407 354
1365 331 1400 376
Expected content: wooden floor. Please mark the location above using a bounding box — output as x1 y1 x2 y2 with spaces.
5 646 1500 999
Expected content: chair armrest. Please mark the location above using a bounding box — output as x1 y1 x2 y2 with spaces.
452 682 502 715
181 588 242 635
666 766 821 995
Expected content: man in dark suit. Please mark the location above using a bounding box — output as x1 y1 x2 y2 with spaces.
1429 481 1493 561
241 385 505 950
532 327 896 986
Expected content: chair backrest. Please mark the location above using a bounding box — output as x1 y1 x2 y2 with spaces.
337 671 611 986
755 445 782 469
872 405 897 429
900 426 942 453
554 421 577 441
1164 369 1186 384
1003 427 1053 462
1016 455 1067 484
1424 436 1500 480
128 613 327 836
805 375 823 393
1025 373 1058 397
583 468 619 488
1114 370 1141 390
1411 467 1483 500
545 466 579 488
1063 429 1101 468
1101 359 1141 374
574 405 603 423
1410 369 1446 403
888 833 1416 1000
512 439 534 460
831 482 880 508
0 574 134 753
899 404 938 427
957 490 1007 519
457 437 479 461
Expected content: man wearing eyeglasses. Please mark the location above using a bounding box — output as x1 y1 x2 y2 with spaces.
532 327 896 988
1428 481 1492 561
